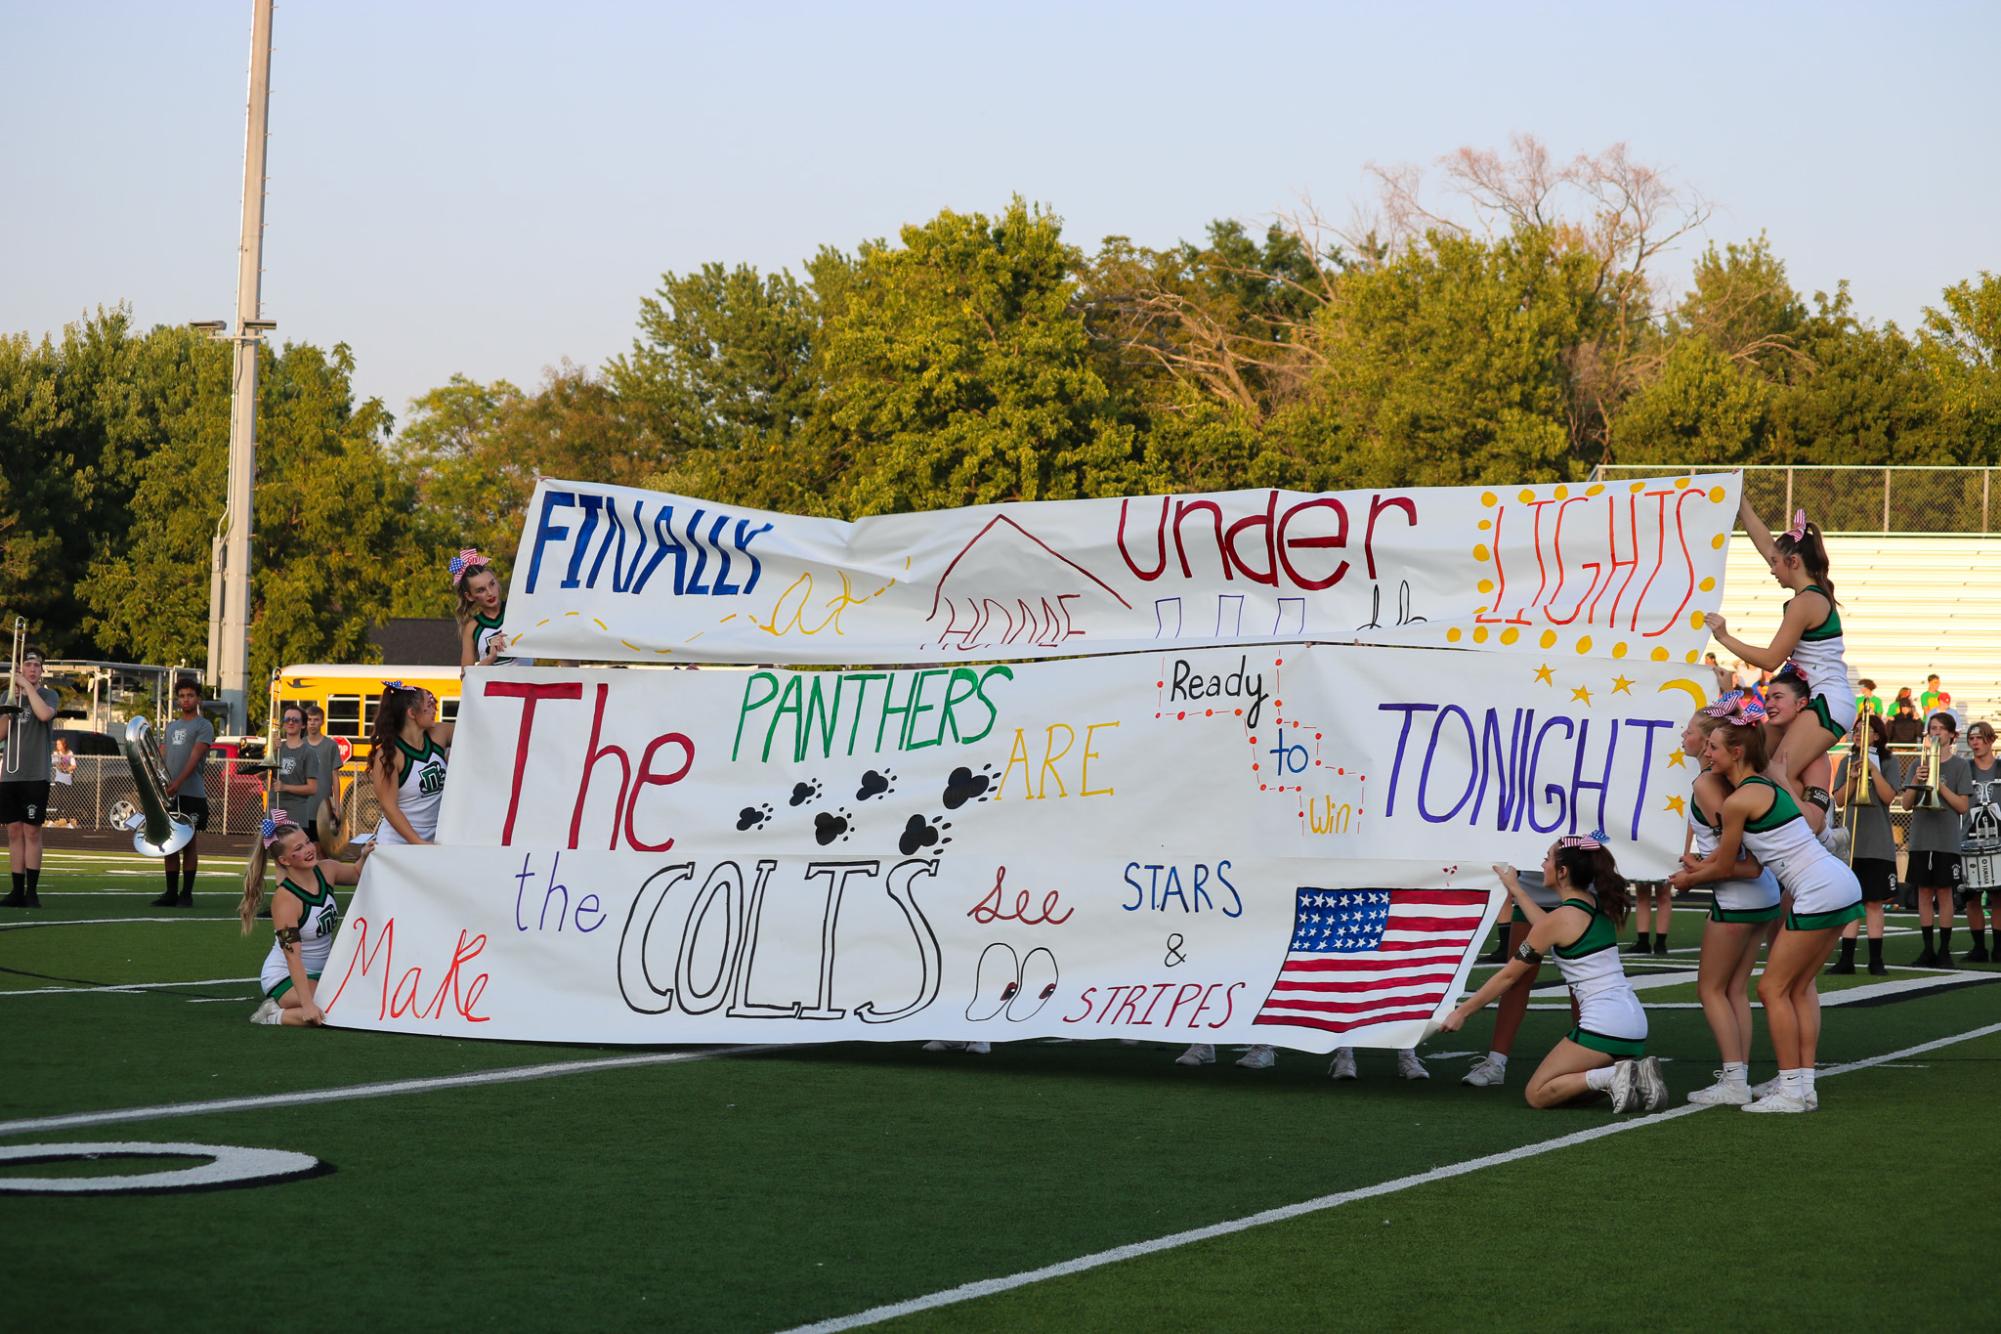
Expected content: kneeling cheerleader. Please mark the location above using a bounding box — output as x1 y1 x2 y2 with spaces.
1441 835 1663 1113
242 811 370 1027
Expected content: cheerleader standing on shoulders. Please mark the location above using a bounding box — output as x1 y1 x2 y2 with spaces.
1441 835 1664 1113
370 683 452 846
243 811 370 1026
1670 696 1863 1113
1677 697 1783 1106
1705 501 1852 804
453 548 515 669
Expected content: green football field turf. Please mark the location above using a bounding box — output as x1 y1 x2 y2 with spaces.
6 852 2001 1332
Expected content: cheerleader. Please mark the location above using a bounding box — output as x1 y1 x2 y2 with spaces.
1762 669 1845 854
1670 696 1863 1113
369 682 452 846
1440 836 1664 1113
1675 698 1782 1106
453 548 515 669
242 811 370 1026
1705 500 1852 804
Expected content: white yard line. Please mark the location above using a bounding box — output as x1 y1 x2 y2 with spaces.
779 1020 2001 1334
0 977 256 998
0 1046 764 1138
0 917 235 930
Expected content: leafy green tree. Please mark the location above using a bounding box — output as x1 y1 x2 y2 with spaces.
817 199 1143 514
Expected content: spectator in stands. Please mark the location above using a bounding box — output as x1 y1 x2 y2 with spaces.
1922 675 1944 714
1889 697 1925 745
1855 679 1885 720
1938 692 1964 733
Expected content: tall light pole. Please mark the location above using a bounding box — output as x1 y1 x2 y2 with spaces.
203 0 276 735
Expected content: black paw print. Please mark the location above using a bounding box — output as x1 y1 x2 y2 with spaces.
736 803 773 832
857 768 897 801
898 814 951 856
943 764 994 810
790 779 822 808
813 808 853 846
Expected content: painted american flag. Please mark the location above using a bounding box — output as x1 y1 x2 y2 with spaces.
1252 887 1489 1035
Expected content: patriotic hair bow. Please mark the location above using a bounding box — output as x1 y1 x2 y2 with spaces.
449 548 490 583
1559 828 1608 851
1725 696 1768 727
1704 688 1746 718
382 679 412 694
261 810 296 846
1784 509 1809 541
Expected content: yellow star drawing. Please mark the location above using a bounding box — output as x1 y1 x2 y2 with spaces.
1665 794 1686 816
1611 674 1634 695
1533 663 1555 685
1666 749 1690 769
1571 684 1593 706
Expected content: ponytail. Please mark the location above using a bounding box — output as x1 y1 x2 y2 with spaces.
1774 521 1836 604
1553 844 1632 926
240 837 270 934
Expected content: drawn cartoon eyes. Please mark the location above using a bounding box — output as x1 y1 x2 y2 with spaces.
965 943 1020 1022
1007 947 1059 1022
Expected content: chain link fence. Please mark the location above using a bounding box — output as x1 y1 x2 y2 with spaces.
1592 465 2000 533
43 756 388 842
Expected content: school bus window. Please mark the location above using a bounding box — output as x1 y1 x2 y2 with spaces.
440 697 459 723
325 695 363 738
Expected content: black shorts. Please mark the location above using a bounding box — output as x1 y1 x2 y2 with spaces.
1852 857 1898 903
0 780 51 826
1909 850 1960 889
168 795 211 832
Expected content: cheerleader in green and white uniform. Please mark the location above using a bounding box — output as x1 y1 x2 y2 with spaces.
1674 697 1781 1106
240 811 370 1027
368 682 453 846
1442 835 1664 1114
1672 695 1862 1114
1706 500 1852 805
453 548 517 669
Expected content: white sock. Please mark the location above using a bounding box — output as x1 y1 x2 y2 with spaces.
1584 1066 1615 1092
1487 1050 1508 1069
1800 1067 1817 1095
1722 1061 1748 1083
1780 1068 1807 1094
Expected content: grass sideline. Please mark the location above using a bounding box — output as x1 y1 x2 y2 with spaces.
6 852 2001 1332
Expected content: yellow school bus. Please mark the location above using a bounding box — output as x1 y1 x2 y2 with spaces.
267 664 463 763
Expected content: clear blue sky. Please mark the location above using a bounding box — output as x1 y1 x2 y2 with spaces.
4 1 1994 429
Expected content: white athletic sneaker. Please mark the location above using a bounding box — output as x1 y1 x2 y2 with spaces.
248 998 281 1026
1174 1043 1216 1066
1396 1049 1431 1081
1742 1091 1811 1114
1687 1071 1752 1106
1460 1056 1507 1087
1609 1059 1640 1112
1635 1055 1667 1111
1328 1047 1358 1080
1236 1044 1276 1070
921 1040 966 1052
966 1042 991 1055
1749 1075 1819 1109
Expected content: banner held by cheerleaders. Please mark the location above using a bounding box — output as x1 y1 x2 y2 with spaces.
319 646 1716 1046
500 473 1739 666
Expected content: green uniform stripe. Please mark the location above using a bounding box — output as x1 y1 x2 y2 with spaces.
1788 902 1864 932
1568 1026 1646 1059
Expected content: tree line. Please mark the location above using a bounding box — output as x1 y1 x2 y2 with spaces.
3 137 1996 688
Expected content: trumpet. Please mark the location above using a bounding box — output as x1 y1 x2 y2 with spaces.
1912 734 1951 811
107 717 195 857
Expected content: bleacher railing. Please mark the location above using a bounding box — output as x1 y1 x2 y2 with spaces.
1591 465 2000 535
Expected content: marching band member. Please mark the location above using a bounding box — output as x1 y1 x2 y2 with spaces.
1676 699 1782 1106
153 677 214 908
0 647 60 908
1956 721 1999 962
453 548 515 669
1706 501 1852 804
242 810 370 1026
1831 715 1900 975
1671 697 1863 1113
370 683 452 846
1440 836 1663 1113
1901 712 1971 968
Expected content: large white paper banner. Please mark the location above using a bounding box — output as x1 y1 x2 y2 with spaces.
500 473 1739 666
322 645 1717 1045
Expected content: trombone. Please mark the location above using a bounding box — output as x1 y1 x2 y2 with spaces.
2 615 25 778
